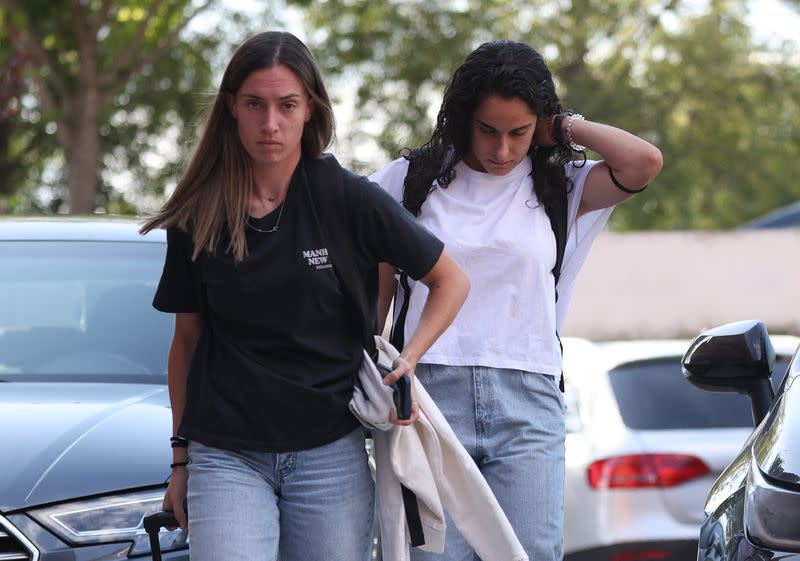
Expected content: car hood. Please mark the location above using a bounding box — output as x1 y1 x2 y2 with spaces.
0 382 172 512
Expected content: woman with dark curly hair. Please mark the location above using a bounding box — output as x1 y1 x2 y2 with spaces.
370 40 662 561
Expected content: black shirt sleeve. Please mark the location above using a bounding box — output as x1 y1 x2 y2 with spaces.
153 227 202 313
354 179 444 280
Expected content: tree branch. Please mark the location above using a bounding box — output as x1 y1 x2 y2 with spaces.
100 0 167 86
100 0 215 98
1 0 71 105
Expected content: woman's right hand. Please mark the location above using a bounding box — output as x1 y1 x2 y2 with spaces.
162 468 189 531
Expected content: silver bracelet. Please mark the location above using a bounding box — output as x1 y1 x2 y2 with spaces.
565 113 586 152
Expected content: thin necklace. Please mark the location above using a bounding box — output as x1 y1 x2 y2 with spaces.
246 199 285 233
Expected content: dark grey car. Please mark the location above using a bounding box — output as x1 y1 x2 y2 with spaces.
0 218 188 560
682 319 800 560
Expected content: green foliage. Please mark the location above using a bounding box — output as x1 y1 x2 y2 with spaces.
614 4 800 229
0 0 275 213
295 0 800 229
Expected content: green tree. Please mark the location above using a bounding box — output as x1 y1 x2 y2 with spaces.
297 0 800 229
0 0 272 214
0 22 31 211
616 0 800 229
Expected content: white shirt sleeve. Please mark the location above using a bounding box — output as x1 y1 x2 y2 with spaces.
369 157 411 203
556 159 615 330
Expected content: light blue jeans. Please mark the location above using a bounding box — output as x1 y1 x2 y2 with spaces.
186 428 374 561
411 364 566 561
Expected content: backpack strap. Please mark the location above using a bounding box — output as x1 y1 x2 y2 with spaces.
549 180 569 289
307 154 426 547
391 149 426 352
549 173 569 393
304 154 376 358
389 272 412 351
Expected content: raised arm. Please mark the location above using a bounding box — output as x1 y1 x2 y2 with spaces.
534 114 663 216
562 117 663 216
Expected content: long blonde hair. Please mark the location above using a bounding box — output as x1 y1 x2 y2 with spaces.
140 31 334 262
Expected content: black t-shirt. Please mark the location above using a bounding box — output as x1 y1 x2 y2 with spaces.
153 157 443 452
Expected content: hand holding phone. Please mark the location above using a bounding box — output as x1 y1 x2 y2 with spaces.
377 363 413 421
392 374 412 420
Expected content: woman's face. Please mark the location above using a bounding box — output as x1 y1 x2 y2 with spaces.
463 94 537 176
229 64 313 171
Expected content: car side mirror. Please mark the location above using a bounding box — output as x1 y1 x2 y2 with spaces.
681 320 776 425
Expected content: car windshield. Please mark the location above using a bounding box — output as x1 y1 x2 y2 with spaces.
608 357 790 429
0 240 171 382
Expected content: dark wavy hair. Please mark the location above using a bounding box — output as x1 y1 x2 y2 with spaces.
402 40 576 218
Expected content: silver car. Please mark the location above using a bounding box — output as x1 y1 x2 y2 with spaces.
0 218 188 561
562 336 798 560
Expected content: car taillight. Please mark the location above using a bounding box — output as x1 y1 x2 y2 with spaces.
587 453 710 489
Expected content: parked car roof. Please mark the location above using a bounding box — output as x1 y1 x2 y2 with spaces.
739 201 800 229
0 216 165 242
593 336 800 369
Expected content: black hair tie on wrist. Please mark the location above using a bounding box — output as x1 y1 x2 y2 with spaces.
170 461 189 469
609 167 648 194
170 436 188 448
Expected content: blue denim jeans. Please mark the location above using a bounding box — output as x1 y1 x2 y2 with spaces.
411 364 566 561
186 428 374 561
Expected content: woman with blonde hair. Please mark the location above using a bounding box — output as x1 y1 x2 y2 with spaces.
142 31 468 561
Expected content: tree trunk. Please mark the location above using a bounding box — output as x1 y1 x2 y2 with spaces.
65 86 100 214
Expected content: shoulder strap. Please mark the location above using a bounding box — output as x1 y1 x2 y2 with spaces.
549 173 569 393
390 150 426 351
310 155 426 544
400 147 426 215
549 182 569 289
305 154 377 358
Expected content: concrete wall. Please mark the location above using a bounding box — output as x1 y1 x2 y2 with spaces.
561 230 800 340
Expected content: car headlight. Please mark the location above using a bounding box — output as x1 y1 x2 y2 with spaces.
28 488 188 556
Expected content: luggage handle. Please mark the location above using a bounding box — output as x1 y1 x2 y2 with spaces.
143 511 179 561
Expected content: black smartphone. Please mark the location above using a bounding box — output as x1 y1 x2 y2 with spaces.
377 363 412 421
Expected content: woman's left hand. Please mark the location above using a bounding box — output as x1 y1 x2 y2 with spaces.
383 355 420 425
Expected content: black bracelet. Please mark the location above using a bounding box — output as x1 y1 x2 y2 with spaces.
170 461 189 469
170 436 188 448
609 167 648 194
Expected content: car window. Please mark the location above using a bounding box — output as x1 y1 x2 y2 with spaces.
0 240 171 381
608 357 790 429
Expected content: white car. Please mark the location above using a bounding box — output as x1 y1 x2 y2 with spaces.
561 335 799 561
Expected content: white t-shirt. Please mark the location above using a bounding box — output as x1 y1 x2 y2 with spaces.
369 155 612 375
